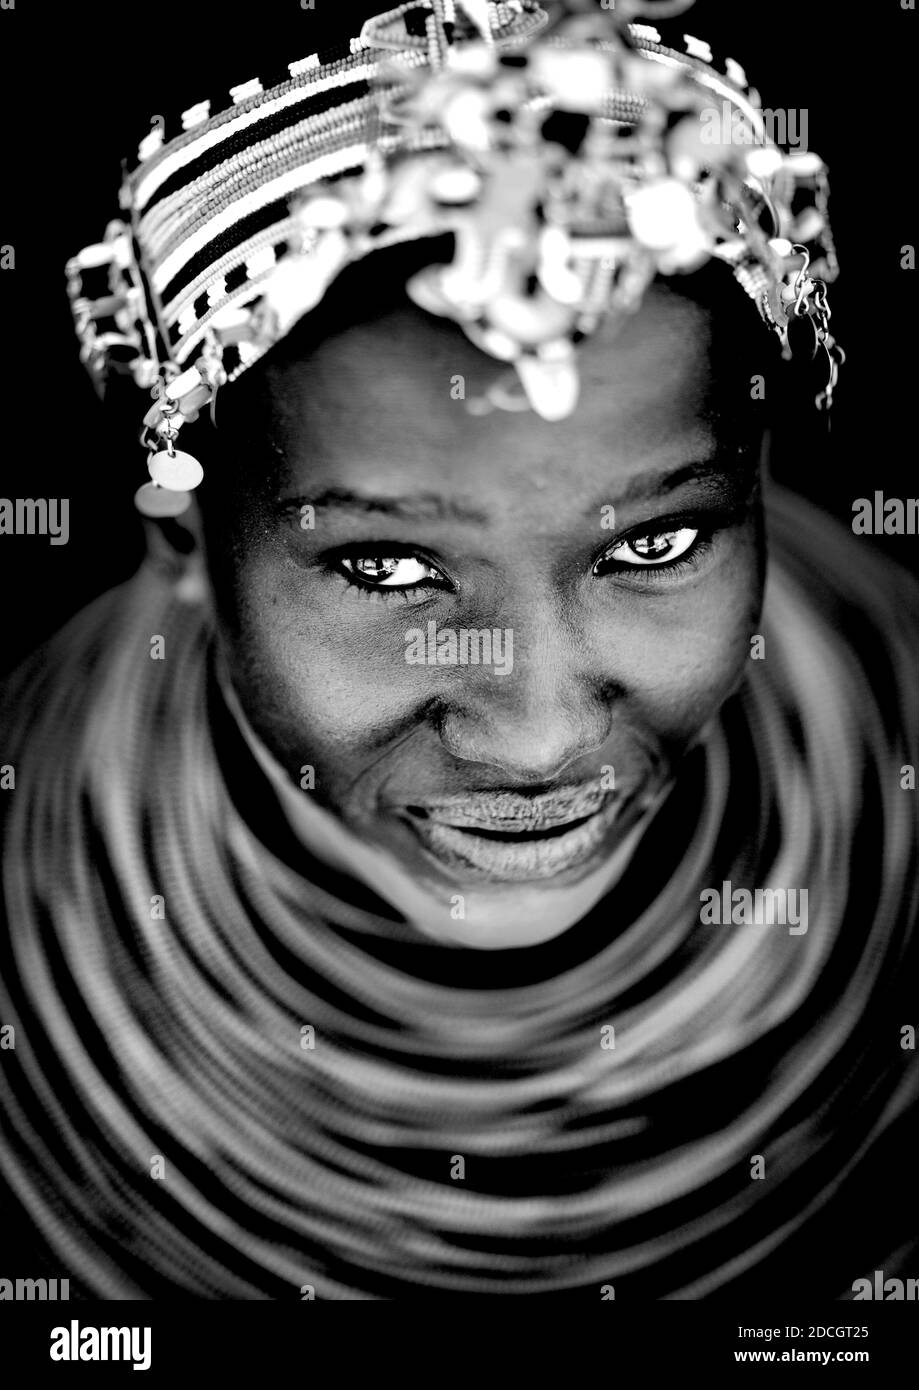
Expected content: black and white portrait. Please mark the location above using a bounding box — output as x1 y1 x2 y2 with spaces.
0 0 916 1320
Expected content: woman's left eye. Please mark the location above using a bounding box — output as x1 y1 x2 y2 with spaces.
595 526 701 574
338 554 444 589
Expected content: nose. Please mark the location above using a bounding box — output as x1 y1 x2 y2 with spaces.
435 619 615 783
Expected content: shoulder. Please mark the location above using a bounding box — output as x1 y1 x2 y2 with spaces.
0 568 213 870
763 487 919 726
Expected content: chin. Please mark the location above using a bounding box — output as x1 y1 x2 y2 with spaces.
356 779 671 950
402 819 652 950
408 886 597 949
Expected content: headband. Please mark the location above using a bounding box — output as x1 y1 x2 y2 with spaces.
66 0 842 518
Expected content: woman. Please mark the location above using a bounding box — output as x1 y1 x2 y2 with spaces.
1 0 916 1298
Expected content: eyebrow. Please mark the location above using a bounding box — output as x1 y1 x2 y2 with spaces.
276 488 491 524
599 458 750 508
275 459 745 525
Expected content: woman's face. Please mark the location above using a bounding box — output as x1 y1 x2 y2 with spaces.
202 283 766 947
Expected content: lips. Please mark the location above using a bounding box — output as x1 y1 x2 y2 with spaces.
406 781 610 832
399 783 625 882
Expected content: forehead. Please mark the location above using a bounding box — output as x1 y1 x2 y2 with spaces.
257 284 741 502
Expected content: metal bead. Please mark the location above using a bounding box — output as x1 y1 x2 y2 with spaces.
148 449 204 491
488 293 571 347
429 166 482 205
514 354 579 422
745 147 783 179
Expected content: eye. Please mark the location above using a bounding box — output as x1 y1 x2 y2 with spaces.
595 526 701 573
338 554 446 590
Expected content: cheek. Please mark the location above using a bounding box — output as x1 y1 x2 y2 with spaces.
216 545 424 764
594 531 763 745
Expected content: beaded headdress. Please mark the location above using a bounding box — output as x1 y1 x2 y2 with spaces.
66 0 842 517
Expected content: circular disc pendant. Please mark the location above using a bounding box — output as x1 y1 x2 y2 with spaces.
134 482 192 517
148 449 204 492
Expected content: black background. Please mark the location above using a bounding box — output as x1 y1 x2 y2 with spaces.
0 0 916 674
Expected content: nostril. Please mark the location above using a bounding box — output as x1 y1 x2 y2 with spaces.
405 805 430 819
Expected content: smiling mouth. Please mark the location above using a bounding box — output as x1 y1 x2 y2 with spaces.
406 807 597 840
417 811 595 839
399 787 624 882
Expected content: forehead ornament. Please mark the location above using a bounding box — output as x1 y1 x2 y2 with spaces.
65 0 841 515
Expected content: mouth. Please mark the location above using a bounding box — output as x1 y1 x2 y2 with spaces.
398 784 625 883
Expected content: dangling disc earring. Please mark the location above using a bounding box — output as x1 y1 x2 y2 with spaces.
134 381 204 518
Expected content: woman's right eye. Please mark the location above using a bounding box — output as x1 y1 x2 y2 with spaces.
338 555 445 590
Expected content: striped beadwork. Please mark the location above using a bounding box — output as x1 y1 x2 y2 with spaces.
118 3 771 381
66 0 842 483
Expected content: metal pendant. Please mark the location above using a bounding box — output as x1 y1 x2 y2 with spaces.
134 482 192 517
148 449 204 492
